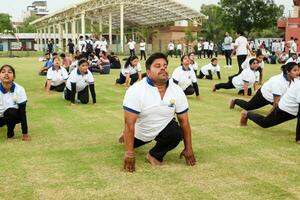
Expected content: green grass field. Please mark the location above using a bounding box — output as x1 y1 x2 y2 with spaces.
0 55 299 200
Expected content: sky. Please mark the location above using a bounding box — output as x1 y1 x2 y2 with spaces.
0 0 294 21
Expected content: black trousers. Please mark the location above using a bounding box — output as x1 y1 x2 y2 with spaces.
184 85 195 96
95 49 101 58
215 79 235 90
50 83 66 92
0 108 21 138
167 50 174 58
248 107 300 141
235 88 271 110
176 50 182 58
237 55 247 74
129 49 135 57
134 119 183 162
116 72 139 85
203 50 208 58
224 50 232 65
140 50 146 60
64 86 89 104
197 50 202 58
199 71 212 80
208 50 213 59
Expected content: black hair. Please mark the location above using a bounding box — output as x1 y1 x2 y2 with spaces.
78 59 89 66
249 58 258 65
236 31 244 36
211 58 218 62
53 56 60 62
145 52 168 70
282 62 298 75
124 55 138 69
45 52 50 56
52 52 58 57
180 54 189 66
60 53 66 58
0 64 16 78
188 52 195 57
256 50 263 57
85 35 89 39
79 36 83 39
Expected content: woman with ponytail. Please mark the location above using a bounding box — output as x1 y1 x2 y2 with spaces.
230 62 299 111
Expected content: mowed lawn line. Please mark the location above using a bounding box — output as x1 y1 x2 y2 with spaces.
0 56 299 200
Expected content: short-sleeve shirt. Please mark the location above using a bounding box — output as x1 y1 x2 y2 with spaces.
123 77 189 142
223 36 233 50
172 66 197 90
278 80 300 116
0 83 27 117
44 59 53 68
203 42 209 50
121 63 142 76
100 40 107 52
47 66 68 86
232 67 260 90
128 41 136 50
200 64 221 76
139 42 146 51
261 73 291 103
190 62 198 71
78 40 86 53
168 43 175 50
241 57 265 69
234 36 248 55
66 69 94 92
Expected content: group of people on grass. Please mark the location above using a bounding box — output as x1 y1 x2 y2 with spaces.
1 31 300 173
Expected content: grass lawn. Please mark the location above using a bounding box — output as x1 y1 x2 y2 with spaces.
0 55 299 200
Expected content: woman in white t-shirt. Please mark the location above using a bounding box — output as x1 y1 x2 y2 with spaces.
240 79 300 144
139 39 146 61
45 57 68 94
0 65 30 141
199 58 221 80
64 59 96 105
172 55 199 97
115 55 142 87
188 52 198 75
230 62 299 111
213 58 260 96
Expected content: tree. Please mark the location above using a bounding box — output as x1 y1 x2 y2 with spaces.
136 26 157 43
18 15 39 33
219 0 284 35
200 4 228 45
0 13 13 33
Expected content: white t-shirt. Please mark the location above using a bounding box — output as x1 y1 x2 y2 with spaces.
197 43 202 51
200 63 221 76
78 40 86 53
172 66 197 91
100 40 107 52
139 42 146 51
291 41 297 53
176 44 182 50
189 62 198 71
128 41 136 50
278 80 300 116
94 40 102 50
232 67 260 90
208 43 214 51
46 66 68 86
168 43 175 50
234 36 248 55
123 77 189 142
285 57 298 64
261 73 291 103
66 69 94 92
241 57 265 69
121 62 142 76
0 83 27 117
203 42 209 50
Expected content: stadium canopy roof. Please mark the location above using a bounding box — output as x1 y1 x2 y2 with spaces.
31 0 205 52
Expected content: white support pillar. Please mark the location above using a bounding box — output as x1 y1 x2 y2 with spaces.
120 4 124 53
65 22 69 52
90 20 94 33
43 27 47 52
47 26 51 44
53 24 57 51
99 16 103 37
37 29 41 51
58 24 63 51
81 12 86 36
109 12 112 45
71 19 76 46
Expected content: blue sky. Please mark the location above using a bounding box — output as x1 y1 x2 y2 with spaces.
0 0 293 21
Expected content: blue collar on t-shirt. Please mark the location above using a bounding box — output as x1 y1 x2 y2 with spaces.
182 66 191 71
0 82 16 94
52 66 61 71
146 76 169 88
283 73 289 81
77 69 88 75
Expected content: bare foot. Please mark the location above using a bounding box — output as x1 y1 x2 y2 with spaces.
118 133 124 144
22 134 30 141
146 153 162 166
240 111 248 126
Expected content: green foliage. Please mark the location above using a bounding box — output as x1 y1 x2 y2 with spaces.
18 15 40 33
0 13 13 33
200 4 228 44
136 26 157 43
219 0 284 35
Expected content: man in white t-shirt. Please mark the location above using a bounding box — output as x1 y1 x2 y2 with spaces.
202 40 209 58
121 52 196 172
167 41 175 58
139 39 146 61
78 36 86 54
100 37 108 53
128 39 136 56
197 40 203 59
176 41 182 58
232 31 251 74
